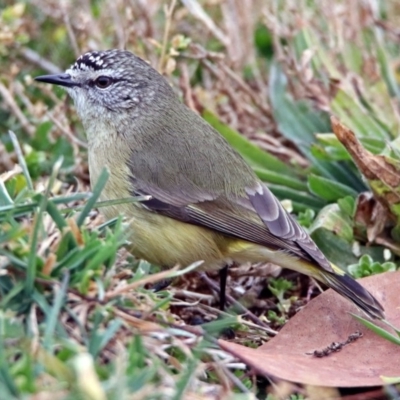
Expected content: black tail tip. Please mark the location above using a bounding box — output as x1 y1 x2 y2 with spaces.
326 273 385 320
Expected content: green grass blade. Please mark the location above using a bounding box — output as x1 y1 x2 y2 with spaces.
76 168 109 227
8 130 33 191
351 314 400 346
25 158 63 297
0 180 13 207
43 271 70 350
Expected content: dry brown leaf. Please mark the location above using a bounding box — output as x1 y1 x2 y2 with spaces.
354 193 400 255
354 192 387 242
331 117 400 224
220 272 400 387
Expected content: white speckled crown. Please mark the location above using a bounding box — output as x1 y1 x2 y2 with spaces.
67 50 153 77
70 51 108 71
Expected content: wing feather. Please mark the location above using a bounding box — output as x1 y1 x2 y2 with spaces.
133 186 325 265
246 183 332 271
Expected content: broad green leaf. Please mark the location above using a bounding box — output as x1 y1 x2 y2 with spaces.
310 204 385 269
337 196 356 218
297 27 341 79
309 204 354 242
267 183 326 211
310 142 351 162
316 134 386 156
253 166 307 191
269 63 328 148
331 89 390 140
308 174 358 201
202 110 300 177
268 64 365 190
373 26 400 99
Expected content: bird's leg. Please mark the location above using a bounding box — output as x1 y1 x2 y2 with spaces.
219 265 228 311
151 278 172 292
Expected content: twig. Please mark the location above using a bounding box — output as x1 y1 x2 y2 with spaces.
178 63 196 112
115 310 256 393
19 48 62 74
219 62 271 117
217 339 274 380
158 0 177 73
105 266 180 299
61 1 80 57
45 111 88 149
32 270 271 390
212 359 250 394
109 1 126 49
375 236 400 257
0 82 35 136
306 331 363 357
181 0 229 46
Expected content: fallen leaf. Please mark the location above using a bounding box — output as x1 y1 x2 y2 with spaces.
331 116 400 225
354 192 385 242
220 271 400 387
354 193 400 256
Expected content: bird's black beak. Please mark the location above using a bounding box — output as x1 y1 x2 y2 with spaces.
35 73 79 88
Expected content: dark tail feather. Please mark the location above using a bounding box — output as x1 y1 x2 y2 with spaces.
322 272 385 320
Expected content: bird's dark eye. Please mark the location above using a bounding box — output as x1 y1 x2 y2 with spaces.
94 76 113 89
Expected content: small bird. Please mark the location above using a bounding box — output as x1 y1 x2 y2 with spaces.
35 49 384 319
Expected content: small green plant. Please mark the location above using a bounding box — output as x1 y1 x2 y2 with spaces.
268 278 293 303
289 394 306 400
348 254 396 279
297 208 315 228
267 310 286 326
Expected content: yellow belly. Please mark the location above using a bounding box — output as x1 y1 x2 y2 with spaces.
101 201 315 277
123 207 229 270
88 151 312 274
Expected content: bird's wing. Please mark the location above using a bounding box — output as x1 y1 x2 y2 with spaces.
244 182 332 271
129 174 333 272
126 106 332 272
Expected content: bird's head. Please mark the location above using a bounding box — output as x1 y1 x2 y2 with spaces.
35 49 172 126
